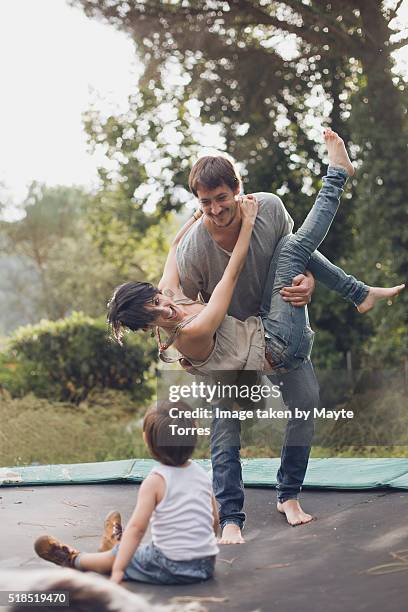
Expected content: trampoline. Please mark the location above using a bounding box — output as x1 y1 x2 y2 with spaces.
1 460 408 612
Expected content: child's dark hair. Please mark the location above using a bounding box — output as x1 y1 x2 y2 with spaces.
107 281 160 344
143 401 197 467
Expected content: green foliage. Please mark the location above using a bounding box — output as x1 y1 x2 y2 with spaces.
0 389 150 466
86 195 179 284
348 70 408 365
1 313 157 403
2 381 408 466
315 384 408 450
1 182 84 250
360 312 407 367
0 184 121 329
83 81 202 279
0 181 185 334
71 0 407 368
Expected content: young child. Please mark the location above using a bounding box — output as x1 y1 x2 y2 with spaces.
34 402 219 585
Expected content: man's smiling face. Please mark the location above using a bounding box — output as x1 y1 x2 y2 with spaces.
197 182 240 228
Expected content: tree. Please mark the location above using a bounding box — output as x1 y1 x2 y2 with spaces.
0 184 119 326
73 0 407 365
83 82 195 278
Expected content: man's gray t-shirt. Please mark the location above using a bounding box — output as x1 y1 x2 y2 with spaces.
176 193 294 321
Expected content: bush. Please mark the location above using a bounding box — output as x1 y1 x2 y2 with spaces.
0 312 157 403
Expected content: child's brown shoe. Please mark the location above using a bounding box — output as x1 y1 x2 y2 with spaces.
34 535 80 567
98 510 122 552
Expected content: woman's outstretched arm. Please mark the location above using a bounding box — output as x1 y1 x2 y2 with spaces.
186 196 258 339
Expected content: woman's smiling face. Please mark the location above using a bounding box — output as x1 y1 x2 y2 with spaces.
144 293 182 327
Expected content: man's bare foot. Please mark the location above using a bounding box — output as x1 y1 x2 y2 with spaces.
357 284 405 313
218 523 245 544
277 500 313 526
324 128 355 176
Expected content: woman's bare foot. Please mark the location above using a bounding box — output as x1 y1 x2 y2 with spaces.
218 523 245 544
277 500 313 526
324 128 355 176
357 284 405 313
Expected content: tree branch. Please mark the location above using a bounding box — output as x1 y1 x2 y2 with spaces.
389 0 405 21
279 0 357 35
226 0 362 54
389 35 408 51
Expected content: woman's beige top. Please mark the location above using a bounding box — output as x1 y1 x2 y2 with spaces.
159 296 266 374
187 314 266 375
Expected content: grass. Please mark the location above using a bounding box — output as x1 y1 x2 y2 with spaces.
1 383 408 467
0 389 150 467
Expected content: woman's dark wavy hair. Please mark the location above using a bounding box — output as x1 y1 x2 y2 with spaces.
107 281 160 344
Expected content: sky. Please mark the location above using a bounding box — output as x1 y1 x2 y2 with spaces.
0 0 140 213
1 0 407 217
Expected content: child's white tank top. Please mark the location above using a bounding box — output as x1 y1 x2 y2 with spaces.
150 461 219 560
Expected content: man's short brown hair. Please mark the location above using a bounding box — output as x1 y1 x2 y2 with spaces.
189 155 241 197
143 401 197 466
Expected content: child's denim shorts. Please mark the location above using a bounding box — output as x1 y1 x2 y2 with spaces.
111 542 216 585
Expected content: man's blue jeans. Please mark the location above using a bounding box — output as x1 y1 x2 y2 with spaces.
211 360 319 527
211 167 369 528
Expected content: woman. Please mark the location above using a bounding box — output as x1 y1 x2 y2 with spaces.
108 129 404 375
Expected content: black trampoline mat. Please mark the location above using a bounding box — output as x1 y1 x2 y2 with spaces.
1 484 407 612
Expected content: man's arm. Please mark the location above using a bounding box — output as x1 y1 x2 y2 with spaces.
280 271 316 305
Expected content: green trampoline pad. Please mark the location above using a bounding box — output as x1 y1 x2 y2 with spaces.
2 458 408 489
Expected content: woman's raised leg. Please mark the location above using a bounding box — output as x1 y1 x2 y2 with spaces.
307 250 369 306
261 129 353 366
273 130 353 293
305 247 403 311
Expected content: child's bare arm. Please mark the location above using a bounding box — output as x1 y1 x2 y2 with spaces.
110 474 162 582
212 494 220 535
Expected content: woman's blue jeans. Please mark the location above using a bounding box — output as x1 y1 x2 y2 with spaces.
259 166 368 370
211 167 369 528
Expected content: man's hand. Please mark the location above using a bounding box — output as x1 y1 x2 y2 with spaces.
279 270 315 307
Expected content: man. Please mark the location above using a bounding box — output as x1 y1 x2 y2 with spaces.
177 155 318 544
